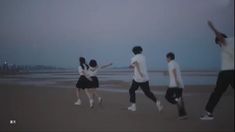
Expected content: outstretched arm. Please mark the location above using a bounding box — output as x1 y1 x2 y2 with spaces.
208 20 221 35
100 63 113 69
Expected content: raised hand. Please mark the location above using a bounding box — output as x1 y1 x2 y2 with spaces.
207 20 220 35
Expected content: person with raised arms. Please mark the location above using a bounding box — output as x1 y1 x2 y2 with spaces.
200 21 234 120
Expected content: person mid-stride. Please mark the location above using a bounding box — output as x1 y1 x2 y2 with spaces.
75 57 92 107
128 46 163 112
165 52 188 120
200 21 234 120
87 59 112 108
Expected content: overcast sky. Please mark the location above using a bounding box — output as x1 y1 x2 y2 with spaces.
0 0 234 70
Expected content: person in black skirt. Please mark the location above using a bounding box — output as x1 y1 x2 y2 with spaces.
74 57 93 107
87 59 112 108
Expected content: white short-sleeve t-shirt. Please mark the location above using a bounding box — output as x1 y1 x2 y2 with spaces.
131 54 149 83
168 60 184 88
221 37 234 71
87 67 100 77
78 65 88 76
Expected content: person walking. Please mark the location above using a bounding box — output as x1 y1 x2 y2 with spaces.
74 57 93 107
165 52 188 120
87 59 112 108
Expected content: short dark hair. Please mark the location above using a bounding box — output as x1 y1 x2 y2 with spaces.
215 33 227 44
89 59 97 67
132 46 143 55
166 52 175 60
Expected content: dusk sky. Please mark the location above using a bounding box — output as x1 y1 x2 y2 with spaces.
0 0 234 70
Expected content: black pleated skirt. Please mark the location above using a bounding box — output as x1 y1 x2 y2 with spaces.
76 75 90 89
90 76 99 88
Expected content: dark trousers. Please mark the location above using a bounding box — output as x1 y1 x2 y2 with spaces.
205 70 234 113
165 88 187 117
129 80 157 103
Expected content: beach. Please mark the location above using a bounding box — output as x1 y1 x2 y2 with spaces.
0 70 234 132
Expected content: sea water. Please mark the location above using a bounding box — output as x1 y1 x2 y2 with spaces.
0 69 217 87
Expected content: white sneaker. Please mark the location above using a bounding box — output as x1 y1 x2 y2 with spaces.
175 98 183 106
175 98 180 102
128 104 136 112
178 115 188 120
156 101 163 112
200 112 214 120
89 99 94 108
98 97 103 104
74 99 82 105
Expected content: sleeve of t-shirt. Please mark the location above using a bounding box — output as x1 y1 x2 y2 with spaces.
78 66 83 74
131 56 137 65
223 37 234 57
168 62 176 71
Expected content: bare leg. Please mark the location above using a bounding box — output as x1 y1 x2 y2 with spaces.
74 88 82 105
85 89 94 108
93 89 101 98
76 88 81 99
91 88 102 104
85 89 92 100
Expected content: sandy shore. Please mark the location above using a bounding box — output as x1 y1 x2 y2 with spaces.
0 82 234 132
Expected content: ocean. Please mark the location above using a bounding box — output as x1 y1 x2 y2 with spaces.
0 69 217 87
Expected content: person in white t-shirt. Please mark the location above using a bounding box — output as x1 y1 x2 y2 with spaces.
127 46 163 112
165 52 187 120
87 59 112 108
200 21 234 120
74 57 92 106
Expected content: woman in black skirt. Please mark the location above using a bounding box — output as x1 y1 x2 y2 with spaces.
87 59 112 107
74 57 93 107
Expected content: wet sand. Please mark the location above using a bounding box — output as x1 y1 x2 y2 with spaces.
0 82 234 132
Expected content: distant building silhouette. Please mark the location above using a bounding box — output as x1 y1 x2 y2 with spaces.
3 61 9 72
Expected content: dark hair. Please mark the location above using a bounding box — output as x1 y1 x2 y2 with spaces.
166 52 175 60
79 57 89 70
89 59 97 67
132 46 143 55
215 33 227 44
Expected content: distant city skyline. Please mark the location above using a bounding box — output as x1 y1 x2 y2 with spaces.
0 0 234 70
